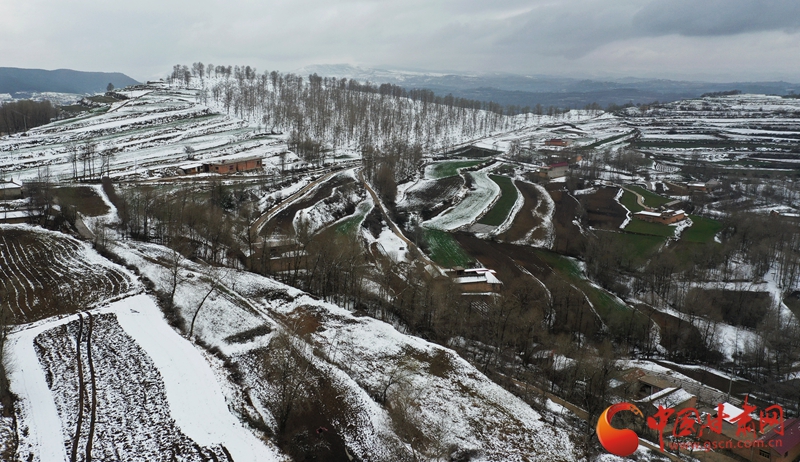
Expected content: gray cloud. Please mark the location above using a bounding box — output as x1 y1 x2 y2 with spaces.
0 0 798 82
633 0 800 37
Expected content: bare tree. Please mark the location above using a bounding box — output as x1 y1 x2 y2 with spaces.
261 331 312 434
188 266 227 338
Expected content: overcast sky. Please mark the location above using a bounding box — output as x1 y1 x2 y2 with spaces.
1 0 798 82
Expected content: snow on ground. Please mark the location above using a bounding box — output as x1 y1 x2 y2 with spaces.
8 320 72 462
8 292 285 462
270 297 580 460
374 227 410 263
424 169 500 231
0 89 290 181
516 182 556 248
614 188 632 230
671 217 692 240
109 236 581 460
113 295 285 461
259 176 313 212
293 179 363 235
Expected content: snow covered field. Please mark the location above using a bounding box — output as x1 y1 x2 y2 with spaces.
424 169 500 231
99 237 581 461
0 88 296 181
8 294 284 462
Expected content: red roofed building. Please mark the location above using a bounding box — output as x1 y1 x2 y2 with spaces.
545 138 569 147
756 418 800 462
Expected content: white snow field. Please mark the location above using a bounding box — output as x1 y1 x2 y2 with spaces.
0 88 296 181
8 294 285 462
424 169 500 231
113 295 285 462
8 321 70 462
104 238 581 461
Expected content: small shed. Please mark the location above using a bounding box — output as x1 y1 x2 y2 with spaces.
545 138 569 147
453 268 503 293
638 387 697 414
177 162 204 175
0 180 23 200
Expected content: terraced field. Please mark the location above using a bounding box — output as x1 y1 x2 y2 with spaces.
31 313 231 461
0 226 135 321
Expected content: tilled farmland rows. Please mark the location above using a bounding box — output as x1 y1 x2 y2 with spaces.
0 227 133 322
33 313 232 461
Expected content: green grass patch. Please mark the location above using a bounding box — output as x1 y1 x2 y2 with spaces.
682 215 722 243
596 230 666 263
335 214 363 235
423 228 473 267
534 249 628 317
478 175 518 226
335 203 372 235
619 191 644 213
428 160 484 179
625 185 672 208
534 249 583 279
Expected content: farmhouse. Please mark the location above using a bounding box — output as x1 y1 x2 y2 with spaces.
204 156 264 174
695 402 798 462
637 387 697 414
450 267 503 293
688 180 721 193
634 209 686 225
545 138 569 147
539 162 570 179
0 179 23 200
755 418 800 462
177 162 204 175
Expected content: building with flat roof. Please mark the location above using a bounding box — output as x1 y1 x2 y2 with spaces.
204 156 263 174
634 209 686 225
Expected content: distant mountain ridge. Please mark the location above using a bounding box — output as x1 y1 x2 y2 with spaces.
298 64 800 108
0 67 139 96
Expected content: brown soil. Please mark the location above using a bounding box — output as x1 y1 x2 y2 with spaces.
262 174 355 238
579 187 628 230
499 181 546 243
452 233 552 282
54 186 110 217
546 186 586 256
0 227 133 322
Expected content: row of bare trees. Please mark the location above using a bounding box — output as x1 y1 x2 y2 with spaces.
0 100 58 134
170 63 574 157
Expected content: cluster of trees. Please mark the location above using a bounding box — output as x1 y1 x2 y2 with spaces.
167 63 578 157
0 100 58 134
65 141 116 180
362 140 423 205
